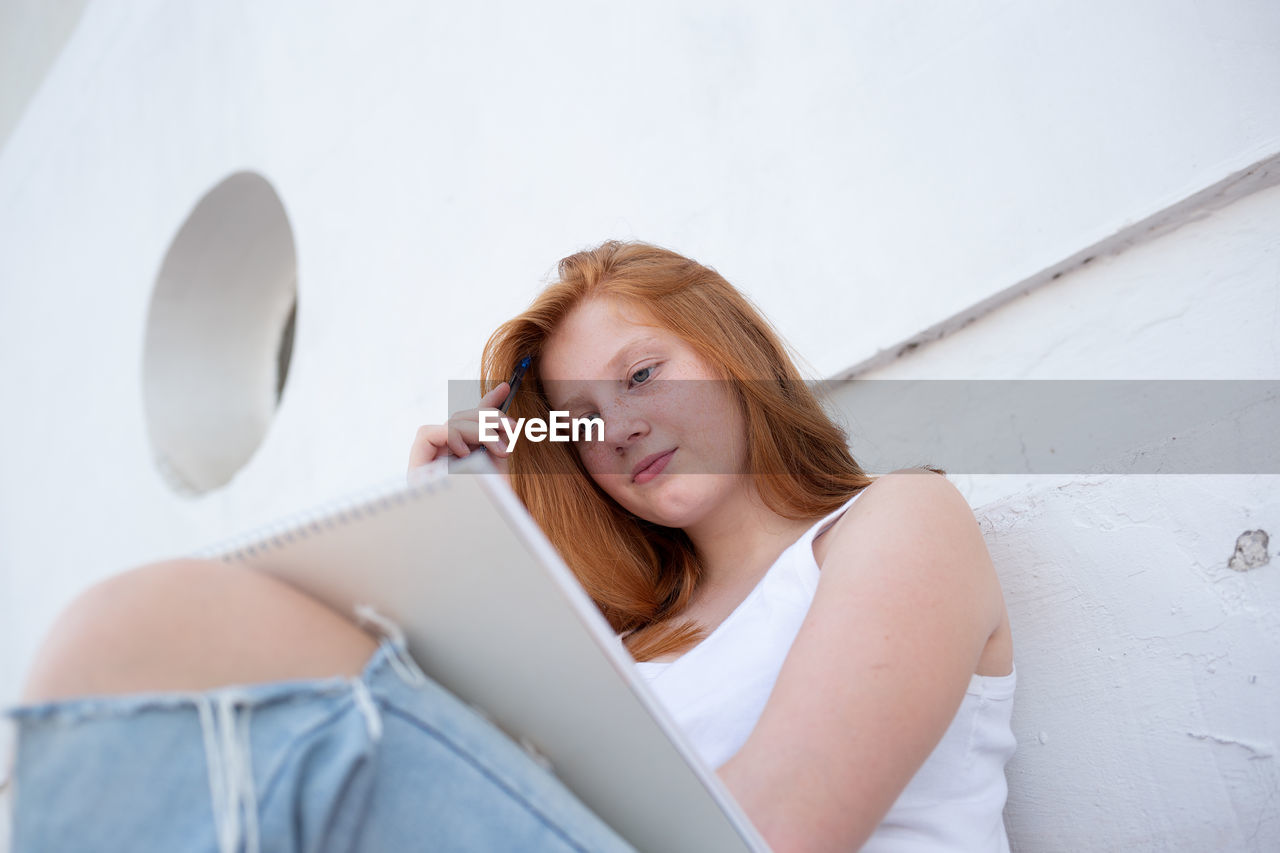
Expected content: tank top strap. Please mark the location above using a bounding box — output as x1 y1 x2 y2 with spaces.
801 489 866 548
787 489 867 595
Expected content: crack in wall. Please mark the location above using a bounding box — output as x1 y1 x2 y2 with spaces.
1185 731 1275 759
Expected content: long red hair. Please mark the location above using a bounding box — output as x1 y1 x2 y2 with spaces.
481 240 874 661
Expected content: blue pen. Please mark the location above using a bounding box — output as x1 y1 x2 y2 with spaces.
458 356 529 467
501 355 531 415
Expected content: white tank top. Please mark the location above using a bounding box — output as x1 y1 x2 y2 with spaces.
634 492 1018 852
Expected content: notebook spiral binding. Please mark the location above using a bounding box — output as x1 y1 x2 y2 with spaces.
189 460 453 564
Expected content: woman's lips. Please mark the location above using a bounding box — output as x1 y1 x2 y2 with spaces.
632 449 676 484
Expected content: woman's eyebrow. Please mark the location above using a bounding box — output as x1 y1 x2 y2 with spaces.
554 336 661 411
606 335 660 372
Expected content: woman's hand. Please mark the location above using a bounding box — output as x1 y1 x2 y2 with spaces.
407 383 514 478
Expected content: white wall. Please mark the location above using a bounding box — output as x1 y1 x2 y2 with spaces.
0 0 90 152
828 174 1280 507
2 1 1278 849
826 179 1280 848
985 475 1278 850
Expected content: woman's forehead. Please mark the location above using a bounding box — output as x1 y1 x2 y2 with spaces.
542 299 667 378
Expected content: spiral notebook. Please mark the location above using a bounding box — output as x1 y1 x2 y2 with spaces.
191 453 767 853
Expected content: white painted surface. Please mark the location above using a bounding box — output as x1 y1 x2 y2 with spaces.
2 2 1279 850
833 180 1280 384
0 0 90 152
982 476 1278 850
828 178 1280 508
829 177 1280 849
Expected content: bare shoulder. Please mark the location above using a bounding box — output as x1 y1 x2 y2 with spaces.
815 468 981 566
814 468 1001 634
853 466 973 516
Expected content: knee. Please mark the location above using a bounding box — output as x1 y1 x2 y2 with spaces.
21 557 205 702
21 558 379 703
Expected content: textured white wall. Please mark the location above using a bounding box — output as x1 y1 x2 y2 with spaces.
985 476 1278 850
2 1 1279 849
826 181 1280 848
830 176 1280 507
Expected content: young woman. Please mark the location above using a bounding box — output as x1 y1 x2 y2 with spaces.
5 240 1015 852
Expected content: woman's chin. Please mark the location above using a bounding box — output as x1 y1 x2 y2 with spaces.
625 483 721 529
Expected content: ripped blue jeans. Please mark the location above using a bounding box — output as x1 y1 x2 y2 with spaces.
0 613 634 852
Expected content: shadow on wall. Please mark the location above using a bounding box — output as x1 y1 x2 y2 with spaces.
142 171 298 497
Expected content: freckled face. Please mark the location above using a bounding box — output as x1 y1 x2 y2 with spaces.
540 298 749 529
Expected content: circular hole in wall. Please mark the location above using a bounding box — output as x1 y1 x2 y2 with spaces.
142 171 298 496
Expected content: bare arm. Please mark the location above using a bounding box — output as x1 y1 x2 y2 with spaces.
716 471 1005 853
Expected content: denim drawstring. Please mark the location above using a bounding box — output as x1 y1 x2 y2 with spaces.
350 678 383 742
195 692 259 853
354 604 427 688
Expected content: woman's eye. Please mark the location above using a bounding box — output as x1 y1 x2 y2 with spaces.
629 366 653 386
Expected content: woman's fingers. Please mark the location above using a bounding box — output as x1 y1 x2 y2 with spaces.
407 382 516 471
444 414 473 458
484 416 514 457
407 424 449 470
480 381 511 410
445 410 511 457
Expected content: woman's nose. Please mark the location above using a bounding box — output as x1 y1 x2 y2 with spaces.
601 402 647 450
